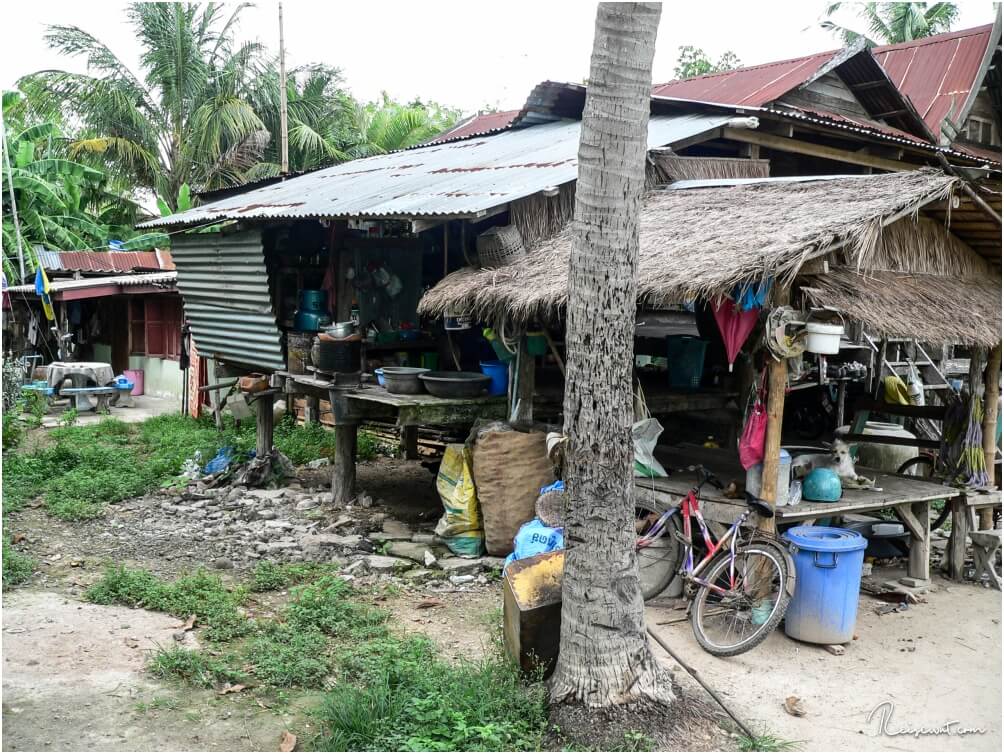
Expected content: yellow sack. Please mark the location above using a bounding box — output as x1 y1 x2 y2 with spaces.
883 375 910 406
434 444 485 557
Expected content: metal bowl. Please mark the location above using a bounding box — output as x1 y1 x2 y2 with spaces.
418 371 491 399
325 321 357 338
381 366 430 395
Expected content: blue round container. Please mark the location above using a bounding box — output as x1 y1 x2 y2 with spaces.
479 360 509 396
782 525 866 645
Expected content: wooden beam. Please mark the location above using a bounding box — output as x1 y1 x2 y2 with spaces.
852 398 947 421
849 79 892 91
872 108 908 118
722 127 910 172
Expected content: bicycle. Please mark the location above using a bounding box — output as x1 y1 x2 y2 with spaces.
635 466 796 656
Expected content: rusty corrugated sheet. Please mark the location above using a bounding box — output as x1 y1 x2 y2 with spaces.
426 110 521 145
37 250 166 274
651 51 835 106
7 271 176 295
874 25 995 138
141 113 733 229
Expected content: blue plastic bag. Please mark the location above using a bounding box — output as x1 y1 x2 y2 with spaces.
504 518 564 570
204 446 236 474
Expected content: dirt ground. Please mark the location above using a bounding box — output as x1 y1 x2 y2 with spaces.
648 564 1002 752
4 451 1001 752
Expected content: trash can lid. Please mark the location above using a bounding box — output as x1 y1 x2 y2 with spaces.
783 525 866 553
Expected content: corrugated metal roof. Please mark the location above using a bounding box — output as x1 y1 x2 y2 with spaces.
426 110 521 145
873 24 996 138
652 51 835 106
141 114 733 229
170 231 285 370
7 271 177 294
35 249 168 274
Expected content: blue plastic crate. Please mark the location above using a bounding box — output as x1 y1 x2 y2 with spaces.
665 335 707 389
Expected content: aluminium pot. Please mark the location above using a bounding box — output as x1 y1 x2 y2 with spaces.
418 371 491 399
381 366 430 395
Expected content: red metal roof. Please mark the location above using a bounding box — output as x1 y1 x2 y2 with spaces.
873 24 996 138
651 51 835 106
40 249 173 274
426 110 521 144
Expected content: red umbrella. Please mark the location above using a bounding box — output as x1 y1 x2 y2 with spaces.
712 299 759 372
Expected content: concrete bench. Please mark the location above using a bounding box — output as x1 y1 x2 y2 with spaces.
59 386 116 412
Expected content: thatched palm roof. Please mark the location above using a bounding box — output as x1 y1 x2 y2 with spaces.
419 170 993 331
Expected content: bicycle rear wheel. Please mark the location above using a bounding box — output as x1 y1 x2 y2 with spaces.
691 540 791 657
635 495 683 601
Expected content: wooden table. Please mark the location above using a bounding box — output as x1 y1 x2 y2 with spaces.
947 487 1002 581
635 445 955 584
277 370 506 503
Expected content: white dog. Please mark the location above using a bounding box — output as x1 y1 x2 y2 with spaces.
791 439 857 480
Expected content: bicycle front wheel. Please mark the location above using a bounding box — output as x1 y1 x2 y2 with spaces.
691 541 791 657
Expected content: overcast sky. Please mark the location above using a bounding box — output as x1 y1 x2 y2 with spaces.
2 1 998 114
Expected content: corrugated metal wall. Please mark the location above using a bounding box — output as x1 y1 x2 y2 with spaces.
171 231 285 370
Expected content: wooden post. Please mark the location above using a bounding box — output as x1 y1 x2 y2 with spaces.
400 425 419 460
980 343 1001 529
907 500 931 584
331 423 358 504
304 396 320 425
510 335 535 425
948 495 969 581
255 392 275 458
758 289 790 529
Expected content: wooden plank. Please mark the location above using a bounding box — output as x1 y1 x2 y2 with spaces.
906 500 930 582
722 127 910 172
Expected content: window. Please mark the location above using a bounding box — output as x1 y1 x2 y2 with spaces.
961 116 1000 147
129 296 184 360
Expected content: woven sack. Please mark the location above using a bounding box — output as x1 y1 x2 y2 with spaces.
472 426 554 556
476 225 526 268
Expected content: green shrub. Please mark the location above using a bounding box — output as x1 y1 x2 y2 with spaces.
250 561 332 592
285 576 384 638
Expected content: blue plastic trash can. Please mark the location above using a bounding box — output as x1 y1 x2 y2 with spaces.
782 526 867 644
479 360 509 397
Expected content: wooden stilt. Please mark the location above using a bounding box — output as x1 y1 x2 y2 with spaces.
981 344 1001 529
332 423 358 504
510 335 535 425
304 396 320 425
255 392 275 458
400 425 419 460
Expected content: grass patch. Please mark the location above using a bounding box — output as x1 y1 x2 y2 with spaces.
250 560 334 592
149 646 249 688
244 622 332 687
2 532 36 590
85 566 251 642
2 413 367 521
736 729 802 752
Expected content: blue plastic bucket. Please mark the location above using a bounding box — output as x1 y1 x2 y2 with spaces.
782 526 866 644
479 360 509 396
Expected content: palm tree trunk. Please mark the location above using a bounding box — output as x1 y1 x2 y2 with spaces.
550 2 671 708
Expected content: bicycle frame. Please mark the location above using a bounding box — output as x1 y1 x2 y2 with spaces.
637 486 755 597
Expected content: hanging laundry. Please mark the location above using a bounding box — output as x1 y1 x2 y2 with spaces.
733 278 773 311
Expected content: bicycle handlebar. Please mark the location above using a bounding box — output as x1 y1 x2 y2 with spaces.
686 465 724 491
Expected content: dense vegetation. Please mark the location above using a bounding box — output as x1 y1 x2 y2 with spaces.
86 564 550 751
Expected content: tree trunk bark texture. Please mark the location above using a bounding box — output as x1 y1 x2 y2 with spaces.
550 2 670 709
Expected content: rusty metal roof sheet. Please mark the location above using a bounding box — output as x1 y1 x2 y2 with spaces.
873 24 997 139
36 249 168 274
652 51 835 106
426 110 521 145
7 271 177 295
141 113 733 229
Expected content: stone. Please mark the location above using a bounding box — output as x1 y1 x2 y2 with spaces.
364 555 412 573
331 515 354 529
256 510 277 520
300 533 362 550
449 574 476 585
437 557 483 576
342 559 365 574
295 499 319 512
319 492 334 505
385 541 431 563
479 556 506 570
357 493 374 508
306 458 330 469
264 520 294 531
411 533 437 545
367 531 411 543
898 577 931 590
267 540 300 553
212 558 233 570
403 568 434 582
424 550 438 567
250 489 286 501
382 519 413 538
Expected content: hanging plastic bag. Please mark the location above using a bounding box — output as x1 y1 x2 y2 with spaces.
434 444 485 557
633 418 668 478
906 363 926 407
739 373 768 470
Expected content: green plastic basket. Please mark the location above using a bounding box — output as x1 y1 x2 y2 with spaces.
666 335 707 389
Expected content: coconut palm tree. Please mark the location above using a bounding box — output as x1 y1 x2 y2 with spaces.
821 2 960 47
345 95 461 158
549 2 670 708
20 2 271 205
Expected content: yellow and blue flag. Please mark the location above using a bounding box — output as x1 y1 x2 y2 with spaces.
34 266 55 321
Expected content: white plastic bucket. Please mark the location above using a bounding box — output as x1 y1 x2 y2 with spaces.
805 322 843 354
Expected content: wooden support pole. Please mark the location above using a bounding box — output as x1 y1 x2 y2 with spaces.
510 335 535 425
758 290 790 529
980 343 1001 529
948 495 970 581
255 392 275 458
304 395 320 425
331 423 358 505
400 425 419 460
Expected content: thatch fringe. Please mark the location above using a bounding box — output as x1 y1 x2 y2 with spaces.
649 154 771 184
420 170 970 329
857 215 989 278
802 268 1002 347
510 183 576 251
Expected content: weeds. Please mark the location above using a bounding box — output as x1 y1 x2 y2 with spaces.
244 622 331 687
736 729 802 752
149 646 249 688
2 532 35 590
85 566 250 641
250 561 333 592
